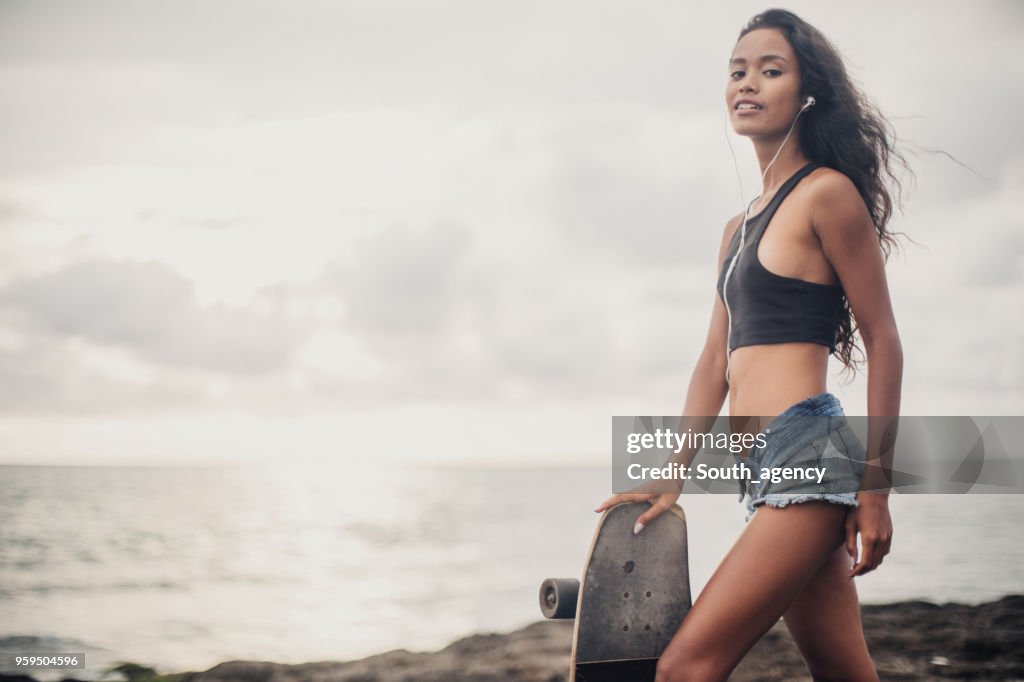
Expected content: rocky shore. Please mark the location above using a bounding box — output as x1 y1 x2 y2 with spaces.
3 596 1022 682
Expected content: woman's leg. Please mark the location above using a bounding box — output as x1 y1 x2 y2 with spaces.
782 543 879 681
654 501 850 682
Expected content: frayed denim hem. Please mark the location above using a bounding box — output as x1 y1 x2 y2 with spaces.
745 493 859 522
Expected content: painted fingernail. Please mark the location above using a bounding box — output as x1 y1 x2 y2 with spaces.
633 522 645 535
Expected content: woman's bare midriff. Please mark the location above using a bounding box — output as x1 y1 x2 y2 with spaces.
727 342 831 456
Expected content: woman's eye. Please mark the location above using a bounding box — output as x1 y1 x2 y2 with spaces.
730 69 782 79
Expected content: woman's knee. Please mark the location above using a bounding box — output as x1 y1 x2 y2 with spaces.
655 648 729 682
654 655 692 682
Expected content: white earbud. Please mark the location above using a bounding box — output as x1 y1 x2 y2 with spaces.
801 95 816 111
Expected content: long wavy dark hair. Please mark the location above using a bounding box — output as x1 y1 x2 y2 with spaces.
737 8 915 381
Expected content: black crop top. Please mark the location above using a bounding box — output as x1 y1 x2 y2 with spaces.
716 161 845 354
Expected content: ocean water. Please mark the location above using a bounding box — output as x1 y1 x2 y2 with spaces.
1 464 1022 680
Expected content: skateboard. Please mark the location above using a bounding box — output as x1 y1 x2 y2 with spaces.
539 501 692 681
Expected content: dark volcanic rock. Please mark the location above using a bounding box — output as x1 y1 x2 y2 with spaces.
3 596 1021 682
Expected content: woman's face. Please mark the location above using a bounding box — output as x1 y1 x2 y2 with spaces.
726 28 804 137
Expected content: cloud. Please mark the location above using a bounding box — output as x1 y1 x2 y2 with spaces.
312 217 701 406
327 221 475 336
0 258 307 373
0 331 206 415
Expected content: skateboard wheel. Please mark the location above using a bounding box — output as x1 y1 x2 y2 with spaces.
538 578 580 619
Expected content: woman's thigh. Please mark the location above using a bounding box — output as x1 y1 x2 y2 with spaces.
782 544 879 681
656 502 848 681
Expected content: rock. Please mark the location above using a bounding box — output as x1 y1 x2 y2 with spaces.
4 596 1022 682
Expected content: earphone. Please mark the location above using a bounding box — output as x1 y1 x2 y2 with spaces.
720 94 816 384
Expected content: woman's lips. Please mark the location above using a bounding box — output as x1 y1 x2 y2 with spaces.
735 106 763 115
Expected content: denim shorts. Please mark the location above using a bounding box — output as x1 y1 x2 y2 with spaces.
733 392 866 521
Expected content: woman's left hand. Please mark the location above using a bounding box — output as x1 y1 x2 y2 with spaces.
844 492 893 578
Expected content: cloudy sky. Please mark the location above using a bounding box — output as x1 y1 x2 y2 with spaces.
0 0 1021 466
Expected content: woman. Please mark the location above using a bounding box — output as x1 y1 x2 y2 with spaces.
595 9 907 681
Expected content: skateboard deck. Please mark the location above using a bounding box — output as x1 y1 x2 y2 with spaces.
540 501 692 681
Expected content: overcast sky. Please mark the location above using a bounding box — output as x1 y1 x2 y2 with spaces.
0 0 1021 466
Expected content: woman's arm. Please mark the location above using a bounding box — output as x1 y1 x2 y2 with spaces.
666 216 739 468
596 214 739 527
812 171 903 577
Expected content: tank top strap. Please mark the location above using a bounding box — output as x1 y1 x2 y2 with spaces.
748 161 823 233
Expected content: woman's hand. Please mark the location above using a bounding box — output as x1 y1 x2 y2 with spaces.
844 492 893 578
594 480 682 536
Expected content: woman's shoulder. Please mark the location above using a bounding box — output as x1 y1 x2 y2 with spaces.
721 210 745 242
804 165 873 236
715 212 746 263
804 165 863 207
